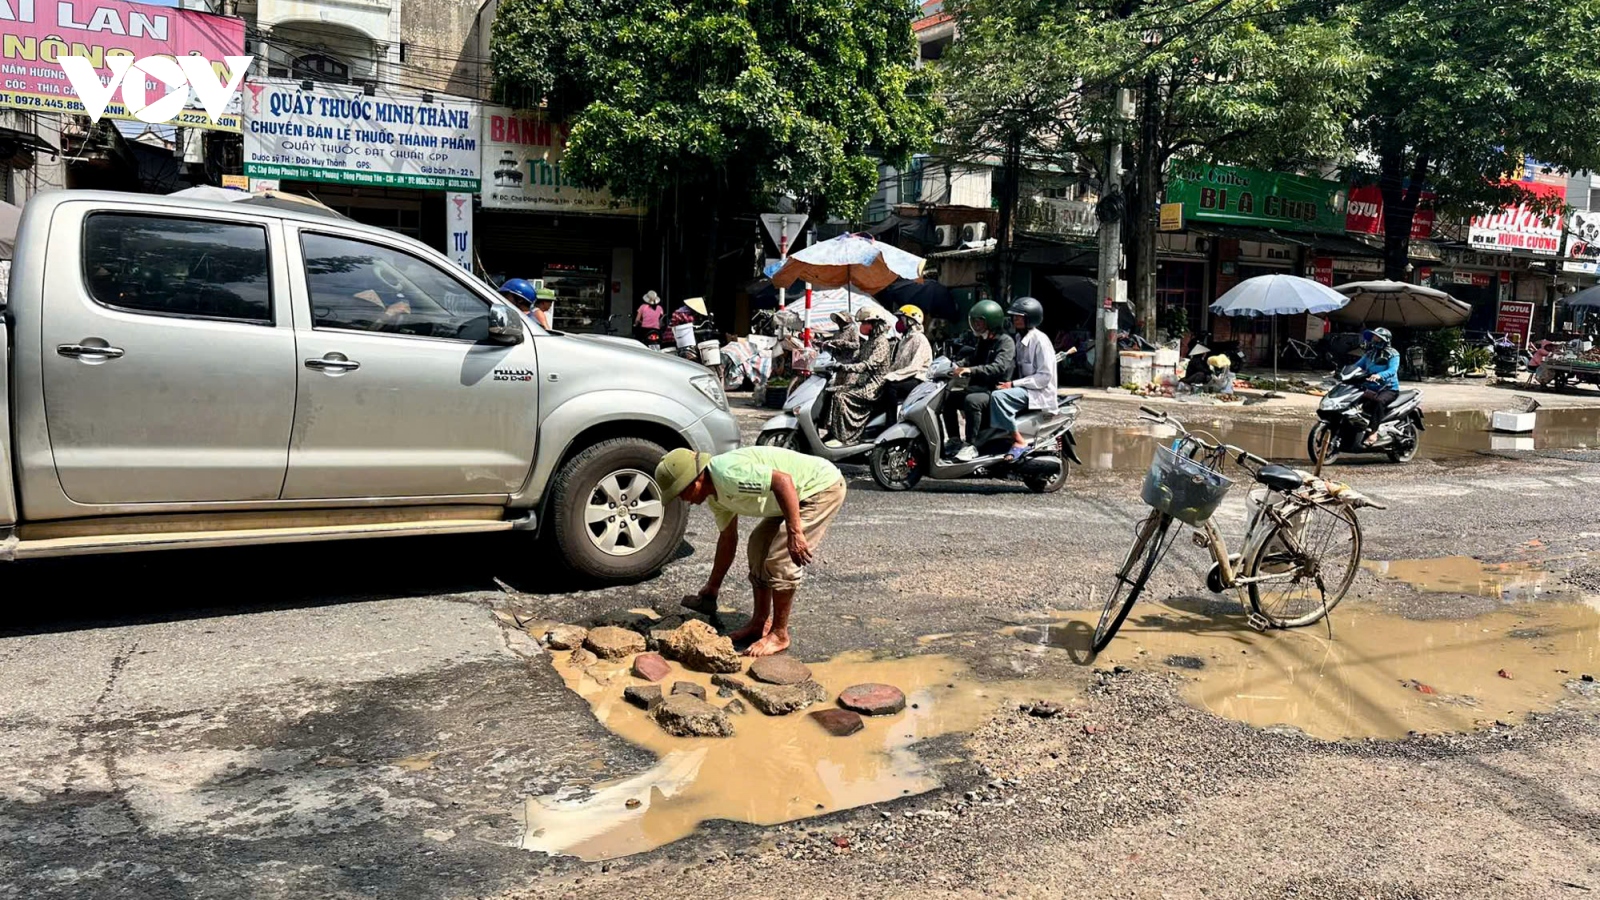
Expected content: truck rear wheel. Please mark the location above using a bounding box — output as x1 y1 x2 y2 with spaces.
548 437 684 583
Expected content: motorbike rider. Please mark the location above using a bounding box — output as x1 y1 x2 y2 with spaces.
1353 327 1400 446
498 278 542 327
946 299 1015 457
881 304 933 408
824 305 895 447
820 311 861 363
634 290 665 343
987 297 1059 462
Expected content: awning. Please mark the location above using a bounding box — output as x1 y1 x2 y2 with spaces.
0 126 58 156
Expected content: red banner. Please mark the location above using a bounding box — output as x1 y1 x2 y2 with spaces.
1496 300 1535 345
1345 185 1436 239
1312 257 1334 285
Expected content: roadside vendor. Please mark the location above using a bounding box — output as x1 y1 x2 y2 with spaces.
657 446 847 657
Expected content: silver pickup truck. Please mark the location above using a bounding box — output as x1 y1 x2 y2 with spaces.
0 190 738 581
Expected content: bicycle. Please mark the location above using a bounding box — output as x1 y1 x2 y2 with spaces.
1091 406 1384 654
1278 336 1332 371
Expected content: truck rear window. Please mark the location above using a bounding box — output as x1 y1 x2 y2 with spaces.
82 213 272 323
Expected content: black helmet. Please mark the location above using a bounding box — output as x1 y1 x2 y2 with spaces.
1362 327 1393 351
1006 296 1044 329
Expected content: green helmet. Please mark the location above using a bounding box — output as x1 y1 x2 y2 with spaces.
969 299 1004 332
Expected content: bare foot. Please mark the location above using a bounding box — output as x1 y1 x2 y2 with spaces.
743 629 791 657
727 621 768 645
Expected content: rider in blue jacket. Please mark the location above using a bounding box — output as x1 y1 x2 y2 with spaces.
1353 327 1400 445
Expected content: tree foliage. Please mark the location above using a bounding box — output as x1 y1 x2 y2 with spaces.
490 0 939 218
1351 0 1600 277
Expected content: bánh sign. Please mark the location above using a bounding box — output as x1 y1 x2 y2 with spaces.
481 106 638 213
0 0 245 130
1468 181 1565 257
1165 161 1346 234
242 78 480 192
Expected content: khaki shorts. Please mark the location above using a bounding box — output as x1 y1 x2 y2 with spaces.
746 479 847 590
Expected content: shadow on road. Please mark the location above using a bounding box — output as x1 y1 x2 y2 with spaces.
0 532 690 637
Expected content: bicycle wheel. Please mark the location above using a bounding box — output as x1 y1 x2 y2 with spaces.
1245 502 1361 628
1092 510 1176 653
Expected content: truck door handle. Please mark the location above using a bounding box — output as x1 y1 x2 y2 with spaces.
57 343 125 360
305 356 360 373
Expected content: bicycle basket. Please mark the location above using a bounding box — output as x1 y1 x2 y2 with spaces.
1141 443 1234 525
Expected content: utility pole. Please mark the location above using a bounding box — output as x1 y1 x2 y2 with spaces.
1094 88 1133 388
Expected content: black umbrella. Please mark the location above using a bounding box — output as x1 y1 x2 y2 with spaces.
871 278 957 320
1563 284 1600 309
1046 274 1132 328
746 278 782 310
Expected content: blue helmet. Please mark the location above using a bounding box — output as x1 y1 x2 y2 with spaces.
499 278 539 306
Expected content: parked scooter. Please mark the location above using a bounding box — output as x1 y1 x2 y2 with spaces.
1307 365 1426 464
868 357 1082 493
756 353 899 462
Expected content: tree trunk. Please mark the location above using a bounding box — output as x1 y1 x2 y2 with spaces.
702 187 721 302
992 135 1022 302
1376 143 1429 282
1132 71 1160 338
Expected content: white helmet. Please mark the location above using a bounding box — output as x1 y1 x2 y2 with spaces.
854 304 894 325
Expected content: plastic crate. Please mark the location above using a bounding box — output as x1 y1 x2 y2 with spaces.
1141 444 1234 525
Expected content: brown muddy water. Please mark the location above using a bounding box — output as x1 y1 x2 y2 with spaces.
1365 556 1549 600
521 651 1068 861
1010 600 1600 740
1075 407 1600 471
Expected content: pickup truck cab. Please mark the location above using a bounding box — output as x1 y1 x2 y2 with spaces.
0 190 739 581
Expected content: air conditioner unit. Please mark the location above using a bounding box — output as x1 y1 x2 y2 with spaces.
961 222 988 243
934 224 958 247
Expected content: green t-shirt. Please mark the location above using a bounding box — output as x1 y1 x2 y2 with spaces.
705 447 842 532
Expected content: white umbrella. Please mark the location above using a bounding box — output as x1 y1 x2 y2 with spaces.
1210 274 1349 388
1330 280 1471 327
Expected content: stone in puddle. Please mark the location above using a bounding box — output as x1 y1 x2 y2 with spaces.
809 708 864 736
837 683 906 716
739 679 828 715
544 624 588 651
631 652 671 682
710 674 746 690
723 698 747 715
645 617 684 651
717 686 736 699
585 626 646 660
649 695 734 737
658 620 741 673
671 681 706 700
748 655 812 685
624 685 663 709
566 648 598 668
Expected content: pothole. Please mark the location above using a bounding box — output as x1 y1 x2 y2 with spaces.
1009 600 1600 740
1363 556 1549 600
519 650 1067 861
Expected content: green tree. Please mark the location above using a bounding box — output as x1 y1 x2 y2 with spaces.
939 0 1364 331
1351 0 1600 280
491 0 938 299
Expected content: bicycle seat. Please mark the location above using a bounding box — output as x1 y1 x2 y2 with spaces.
1254 464 1304 493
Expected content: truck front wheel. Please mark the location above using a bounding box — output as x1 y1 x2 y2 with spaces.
548 437 685 583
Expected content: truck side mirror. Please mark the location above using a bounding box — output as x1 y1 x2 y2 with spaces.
486 304 524 345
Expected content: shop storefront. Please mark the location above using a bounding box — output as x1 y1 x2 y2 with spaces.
242 78 482 267
476 107 651 332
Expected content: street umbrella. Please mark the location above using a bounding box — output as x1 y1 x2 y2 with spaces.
872 277 957 320
1561 283 1600 310
1210 273 1349 389
1330 280 1470 327
770 233 924 297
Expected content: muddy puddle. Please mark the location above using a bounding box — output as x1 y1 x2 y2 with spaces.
1076 407 1600 471
1010 600 1600 740
521 651 1066 861
1365 556 1549 600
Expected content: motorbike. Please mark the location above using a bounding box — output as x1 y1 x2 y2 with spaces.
755 353 899 462
1307 365 1425 464
868 356 1082 494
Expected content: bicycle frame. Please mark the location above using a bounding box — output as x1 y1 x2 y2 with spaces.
1194 491 1311 590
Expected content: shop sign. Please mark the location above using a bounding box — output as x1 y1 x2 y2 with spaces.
481 107 639 213
1158 202 1183 232
1495 299 1535 344
1468 180 1565 256
446 192 472 273
1564 209 1600 273
242 78 481 192
1332 257 1383 275
220 174 248 190
1451 270 1493 288
0 0 245 131
1165 161 1347 234
1016 196 1096 238
1344 184 1436 238
1312 257 1334 285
